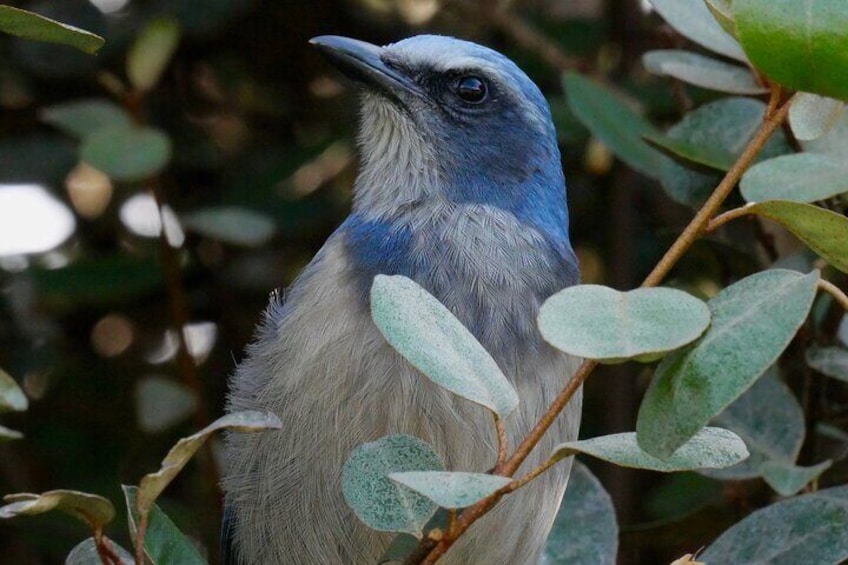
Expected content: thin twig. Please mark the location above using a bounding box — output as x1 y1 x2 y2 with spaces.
818 279 848 312
135 512 148 565
494 416 508 473
705 205 755 233
502 456 559 494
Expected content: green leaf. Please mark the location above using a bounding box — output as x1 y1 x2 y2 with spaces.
387 472 510 509
789 93 846 141
648 0 746 62
182 206 276 247
645 131 735 171
0 6 104 54
370 275 518 418
551 427 748 472
127 17 180 92
342 435 444 537
538 285 710 363
136 411 281 516
0 425 23 441
637 270 819 458
123 486 206 565
563 72 665 178
66 537 134 565
806 345 848 382
0 490 115 532
642 50 765 95
701 485 848 563
761 460 832 496
733 0 848 101
706 372 805 481
41 99 133 140
747 201 848 274
740 154 848 204
81 125 172 182
802 112 848 160
0 367 27 413
542 461 618 565
703 0 737 37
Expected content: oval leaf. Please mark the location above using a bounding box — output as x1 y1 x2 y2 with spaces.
41 99 133 140
637 269 819 458
123 485 205 565
0 425 23 441
127 17 180 93
733 0 848 100
806 345 848 382
136 410 281 515
66 537 134 565
182 206 276 247
703 0 736 37
552 427 748 472
701 485 848 564
747 200 848 274
388 471 510 510
136 376 198 433
0 6 104 54
542 461 618 565
648 0 746 61
740 154 848 204
342 435 444 537
643 50 765 95
81 125 172 182
563 72 665 179
0 490 115 532
789 93 845 141
539 285 710 363
0 367 27 413
370 275 518 418
761 459 832 497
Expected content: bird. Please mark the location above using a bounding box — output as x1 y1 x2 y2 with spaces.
221 34 582 564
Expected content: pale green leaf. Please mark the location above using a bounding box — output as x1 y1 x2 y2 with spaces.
66 537 134 565
0 490 115 531
789 93 846 141
541 461 618 565
0 367 27 413
182 206 276 247
0 6 104 54
552 427 747 471
703 0 736 37
538 285 710 363
123 486 206 564
740 154 848 204
40 99 133 140
637 270 819 458
701 486 848 563
802 112 848 160
370 275 518 417
136 376 198 433
388 471 510 509
127 17 180 92
81 125 172 182
648 0 746 61
806 345 848 382
761 460 832 496
342 435 443 537
642 50 764 95
0 425 23 441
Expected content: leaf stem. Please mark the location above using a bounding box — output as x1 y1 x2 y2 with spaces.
705 205 755 232
134 511 148 565
494 416 508 473
502 456 560 494
818 279 848 312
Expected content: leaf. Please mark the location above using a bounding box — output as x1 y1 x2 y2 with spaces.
703 0 736 37
740 154 848 204
733 0 848 101
123 486 206 565
127 17 180 92
747 201 848 274
648 0 746 62
182 206 276 247
789 93 846 141
637 270 819 458
378 511 449 564
41 99 133 140
563 72 665 178
136 411 281 516
806 345 848 382
0 490 115 532
81 125 172 182
761 460 832 496
0 367 27 413
551 427 748 472
0 6 104 54
342 435 444 537
802 112 848 160
388 472 510 509
645 131 735 171
541 461 618 565
370 275 518 418
136 376 198 433
642 50 765 95
66 537 134 565
538 285 710 363
701 485 848 564
706 372 805 481
0 425 23 441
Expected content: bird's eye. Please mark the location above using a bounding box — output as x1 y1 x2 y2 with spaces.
454 76 488 104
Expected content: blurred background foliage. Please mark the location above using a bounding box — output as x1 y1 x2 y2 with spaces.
0 0 845 563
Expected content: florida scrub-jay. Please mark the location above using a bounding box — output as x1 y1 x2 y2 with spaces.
222 34 581 564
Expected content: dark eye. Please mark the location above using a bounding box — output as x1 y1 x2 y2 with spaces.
454 76 488 104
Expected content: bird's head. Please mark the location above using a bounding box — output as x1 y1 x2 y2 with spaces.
311 34 569 240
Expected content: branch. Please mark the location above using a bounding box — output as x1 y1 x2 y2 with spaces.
819 279 848 312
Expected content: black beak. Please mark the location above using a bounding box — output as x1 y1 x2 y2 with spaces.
309 35 421 102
